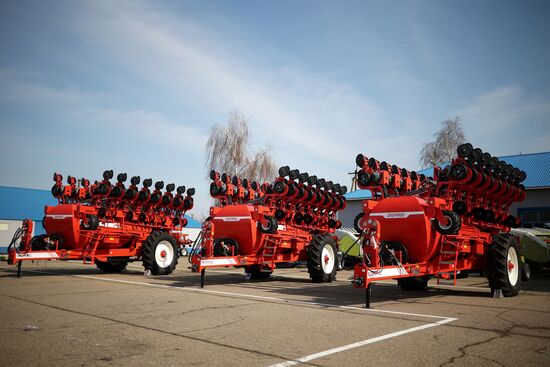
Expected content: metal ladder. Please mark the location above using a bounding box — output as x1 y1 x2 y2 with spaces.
82 233 102 264
436 236 461 286
260 237 280 269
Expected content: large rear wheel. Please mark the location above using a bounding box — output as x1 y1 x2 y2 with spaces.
307 234 337 283
142 231 179 275
487 232 521 296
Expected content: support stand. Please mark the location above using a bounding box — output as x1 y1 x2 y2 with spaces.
491 288 503 298
16 261 22 278
365 284 372 308
200 268 205 288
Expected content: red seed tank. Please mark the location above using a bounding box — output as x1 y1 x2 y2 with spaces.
209 204 258 255
367 196 441 263
44 204 131 249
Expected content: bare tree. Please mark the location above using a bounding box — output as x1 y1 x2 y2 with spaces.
205 110 277 183
420 117 466 168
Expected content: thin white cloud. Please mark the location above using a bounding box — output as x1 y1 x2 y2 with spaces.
70 1 388 173
0 69 207 154
83 107 208 153
457 86 550 155
3 0 549 215
0 69 91 105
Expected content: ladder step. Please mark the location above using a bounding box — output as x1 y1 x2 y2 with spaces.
439 261 456 265
440 251 456 255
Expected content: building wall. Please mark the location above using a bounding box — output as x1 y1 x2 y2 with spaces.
510 189 550 215
0 219 38 252
338 200 363 228
510 188 550 228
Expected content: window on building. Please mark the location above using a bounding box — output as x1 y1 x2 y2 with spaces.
518 207 550 228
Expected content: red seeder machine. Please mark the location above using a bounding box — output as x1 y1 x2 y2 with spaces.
352 143 527 307
189 167 347 286
8 171 195 277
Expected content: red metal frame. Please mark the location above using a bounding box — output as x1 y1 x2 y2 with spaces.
351 145 526 299
8 171 195 271
191 168 347 282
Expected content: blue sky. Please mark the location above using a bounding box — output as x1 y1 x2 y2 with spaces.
1 0 549 217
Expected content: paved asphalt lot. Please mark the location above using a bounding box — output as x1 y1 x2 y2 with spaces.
0 260 549 366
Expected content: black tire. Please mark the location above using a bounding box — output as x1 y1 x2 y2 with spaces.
450 164 468 180
457 143 473 158
273 181 287 194
96 258 128 273
307 234 337 283
526 260 543 274
274 209 286 221
398 276 429 291
353 212 364 233
452 201 467 215
30 234 48 250
260 216 278 234
487 232 521 296
213 238 240 257
357 171 371 186
521 262 531 282
433 210 461 235
245 265 272 280
142 231 178 275
81 214 99 230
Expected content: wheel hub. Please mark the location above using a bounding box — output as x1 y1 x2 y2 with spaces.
155 241 174 268
320 244 335 274
507 246 519 286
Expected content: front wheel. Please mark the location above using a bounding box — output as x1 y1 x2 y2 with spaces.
353 212 365 233
487 232 521 296
245 265 272 280
521 261 531 282
260 216 278 234
433 210 461 235
96 258 128 273
307 234 337 283
81 214 99 230
398 276 429 291
142 231 179 275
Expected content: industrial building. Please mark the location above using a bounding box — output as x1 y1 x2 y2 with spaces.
341 151 550 229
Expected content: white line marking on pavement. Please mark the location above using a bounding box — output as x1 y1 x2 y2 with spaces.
269 317 456 367
78 263 492 291
15 268 458 366
22 269 454 321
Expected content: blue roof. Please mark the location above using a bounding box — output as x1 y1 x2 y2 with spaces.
498 152 550 189
0 186 202 228
346 151 550 201
184 215 201 228
344 189 372 201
